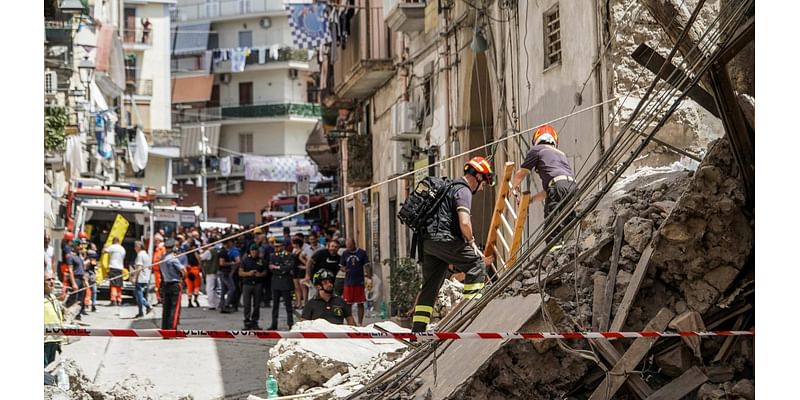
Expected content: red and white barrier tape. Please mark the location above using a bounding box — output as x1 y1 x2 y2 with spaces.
45 328 754 340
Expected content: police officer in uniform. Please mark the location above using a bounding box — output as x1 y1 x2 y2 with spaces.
411 156 496 333
301 270 356 326
240 244 267 329
267 241 297 330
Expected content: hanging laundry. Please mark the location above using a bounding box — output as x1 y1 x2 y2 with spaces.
128 127 149 172
64 135 86 178
231 48 247 72
269 44 281 60
95 114 112 159
220 155 232 177
203 50 213 71
258 47 267 64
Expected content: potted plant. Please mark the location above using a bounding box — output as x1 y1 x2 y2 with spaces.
383 257 422 328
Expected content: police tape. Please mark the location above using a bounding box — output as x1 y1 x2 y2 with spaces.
44 328 755 340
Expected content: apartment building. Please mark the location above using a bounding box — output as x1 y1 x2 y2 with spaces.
169 0 322 224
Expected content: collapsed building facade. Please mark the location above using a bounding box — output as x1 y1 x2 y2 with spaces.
287 0 756 398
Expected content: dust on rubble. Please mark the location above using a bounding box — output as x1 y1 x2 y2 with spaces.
44 359 193 400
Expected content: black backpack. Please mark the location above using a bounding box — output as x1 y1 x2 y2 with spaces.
398 176 467 260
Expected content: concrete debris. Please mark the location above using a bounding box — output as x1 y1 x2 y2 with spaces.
44 359 192 400
697 379 755 400
266 320 408 396
623 216 654 253
433 278 464 320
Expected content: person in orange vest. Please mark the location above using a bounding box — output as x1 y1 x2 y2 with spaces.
184 241 203 308
152 234 166 305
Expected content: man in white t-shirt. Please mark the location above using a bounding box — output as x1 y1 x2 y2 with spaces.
131 241 152 318
44 234 54 275
103 237 127 306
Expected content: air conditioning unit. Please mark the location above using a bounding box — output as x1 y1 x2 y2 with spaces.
288 68 299 80
259 17 272 29
45 70 58 96
390 101 421 140
227 180 243 194
220 73 232 84
215 180 228 194
389 140 411 176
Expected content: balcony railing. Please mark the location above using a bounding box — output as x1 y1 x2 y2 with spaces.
172 156 245 178
221 102 321 119
122 27 153 47
212 47 310 73
173 107 222 124
128 79 153 96
174 0 284 22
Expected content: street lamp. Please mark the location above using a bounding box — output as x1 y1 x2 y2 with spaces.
78 56 95 89
59 0 85 15
199 123 209 222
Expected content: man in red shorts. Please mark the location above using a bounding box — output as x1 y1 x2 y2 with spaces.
339 238 369 326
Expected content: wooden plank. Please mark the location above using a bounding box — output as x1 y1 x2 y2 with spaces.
589 308 675 400
610 245 655 331
591 274 607 332
506 191 531 269
646 366 708 400
631 44 719 118
717 15 754 65
599 217 626 331
712 314 746 364
593 339 655 399
483 162 515 261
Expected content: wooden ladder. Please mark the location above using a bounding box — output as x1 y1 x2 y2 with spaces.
484 161 531 276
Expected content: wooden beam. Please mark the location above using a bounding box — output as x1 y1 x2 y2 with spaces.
589 308 675 400
593 339 655 399
712 314 747 364
709 67 755 209
640 0 705 68
610 245 655 331
631 44 719 118
598 217 626 331
646 366 708 400
717 15 755 65
592 274 607 332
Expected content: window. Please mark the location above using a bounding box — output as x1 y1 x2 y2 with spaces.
543 4 561 69
238 30 252 48
239 133 253 153
207 32 219 50
205 0 219 18
238 82 253 105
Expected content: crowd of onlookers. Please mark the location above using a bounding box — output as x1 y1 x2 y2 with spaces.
45 220 373 336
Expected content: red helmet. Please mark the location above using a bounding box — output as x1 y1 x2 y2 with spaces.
63 231 74 242
464 156 495 187
78 231 88 240
532 124 558 146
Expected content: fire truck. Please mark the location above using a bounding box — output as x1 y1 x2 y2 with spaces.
265 195 336 236
59 179 156 300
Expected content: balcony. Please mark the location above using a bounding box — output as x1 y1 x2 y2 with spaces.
172 156 245 179
221 102 321 120
332 6 395 102
174 0 285 23
173 106 222 124
127 79 153 97
212 47 311 74
122 27 153 50
383 0 426 33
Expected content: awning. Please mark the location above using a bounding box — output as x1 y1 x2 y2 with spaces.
305 121 339 177
179 123 220 157
95 24 113 72
171 75 214 103
173 23 210 55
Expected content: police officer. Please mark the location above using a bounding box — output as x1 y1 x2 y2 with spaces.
510 124 577 245
411 156 496 333
267 241 297 330
240 244 267 330
301 270 355 326
160 239 186 331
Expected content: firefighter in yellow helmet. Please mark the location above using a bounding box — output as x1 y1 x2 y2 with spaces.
510 124 577 245
411 156 495 333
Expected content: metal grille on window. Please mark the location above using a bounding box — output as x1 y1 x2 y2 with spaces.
239 133 253 153
544 5 561 69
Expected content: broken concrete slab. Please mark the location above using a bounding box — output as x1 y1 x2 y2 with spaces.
669 311 706 359
655 345 693 377
624 217 654 253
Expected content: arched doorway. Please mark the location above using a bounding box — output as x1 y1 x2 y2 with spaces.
465 52 495 246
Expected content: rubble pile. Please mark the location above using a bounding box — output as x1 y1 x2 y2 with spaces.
459 138 754 399
266 320 409 398
44 359 192 400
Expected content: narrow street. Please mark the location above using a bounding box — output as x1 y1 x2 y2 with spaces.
63 294 285 399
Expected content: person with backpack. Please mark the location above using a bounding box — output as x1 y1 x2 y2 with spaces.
402 156 496 333
510 124 577 246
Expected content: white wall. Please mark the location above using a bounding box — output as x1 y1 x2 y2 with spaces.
218 68 310 105
219 120 314 156
213 15 293 48
135 2 172 130
128 155 169 190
